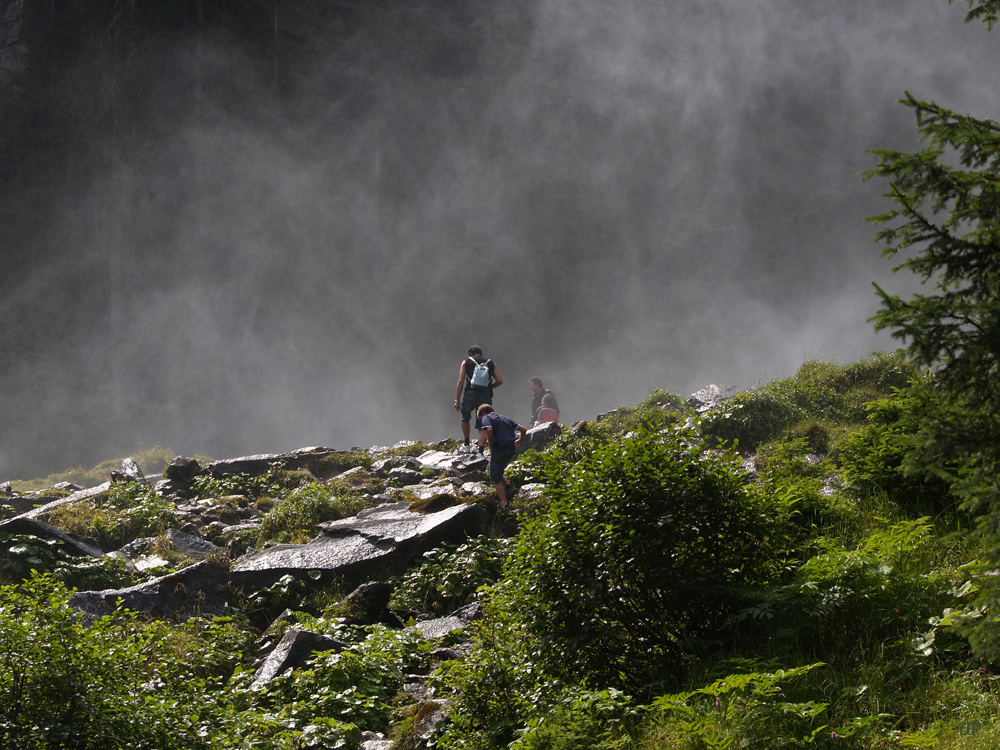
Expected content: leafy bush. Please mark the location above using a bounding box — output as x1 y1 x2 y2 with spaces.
250 624 431 735
700 354 917 452
510 688 640 750
435 599 537 750
700 388 803 450
491 427 774 692
592 389 693 438
190 465 309 502
256 482 371 544
0 574 226 749
838 386 956 513
644 663 882 750
737 518 954 661
390 535 512 616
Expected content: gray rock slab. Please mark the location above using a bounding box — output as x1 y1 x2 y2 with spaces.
412 602 482 640
250 628 345 689
387 467 424 485
515 483 548 502
460 481 491 496
415 450 487 473
162 528 223 561
231 501 489 591
207 446 336 478
2 495 57 514
69 560 230 622
406 483 459 501
17 482 111 521
687 384 743 412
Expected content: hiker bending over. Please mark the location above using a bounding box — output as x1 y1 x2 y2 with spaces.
477 403 525 508
454 345 502 453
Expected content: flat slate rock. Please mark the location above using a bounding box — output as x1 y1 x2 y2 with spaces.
208 446 338 477
69 560 230 622
415 450 488 473
231 501 489 591
412 602 482 640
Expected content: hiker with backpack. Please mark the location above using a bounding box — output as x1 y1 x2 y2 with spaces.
477 403 526 508
454 345 503 453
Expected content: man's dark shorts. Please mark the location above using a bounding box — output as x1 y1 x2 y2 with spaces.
461 390 492 429
488 446 516 485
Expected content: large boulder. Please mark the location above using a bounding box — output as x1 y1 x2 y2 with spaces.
68 560 230 622
230 501 490 592
110 457 146 484
522 421 562 452
339 581 400 626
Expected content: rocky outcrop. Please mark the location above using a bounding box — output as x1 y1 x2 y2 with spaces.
231 500 491 592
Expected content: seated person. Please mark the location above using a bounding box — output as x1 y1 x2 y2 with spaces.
533 393 559 424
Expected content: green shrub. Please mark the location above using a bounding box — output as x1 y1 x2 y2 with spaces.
435 598 537 750
0 574 229 749
492 427 773 692
390 535 512 616
510 688 640 750
190 465 309 502
700 354 917 452
644 663 884 750
256 482 371 544
700 389 802 450
250 624 431 735
838 386 956 513
737 518 955 662
592 389 693 438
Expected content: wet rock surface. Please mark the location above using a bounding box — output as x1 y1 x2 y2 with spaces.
231 500 490 591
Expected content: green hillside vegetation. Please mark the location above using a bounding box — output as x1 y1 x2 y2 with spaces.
3 352 999 749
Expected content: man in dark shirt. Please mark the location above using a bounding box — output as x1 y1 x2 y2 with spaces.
529 376 560 426
477 403 526 508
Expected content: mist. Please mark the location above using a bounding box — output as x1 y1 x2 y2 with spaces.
2 0 998 479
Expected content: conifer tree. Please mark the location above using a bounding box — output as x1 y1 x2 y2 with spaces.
863 0 1000 658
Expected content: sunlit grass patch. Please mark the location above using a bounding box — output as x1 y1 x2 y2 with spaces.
11 445 174 493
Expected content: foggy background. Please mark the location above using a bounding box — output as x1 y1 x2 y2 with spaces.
2 0 998 479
